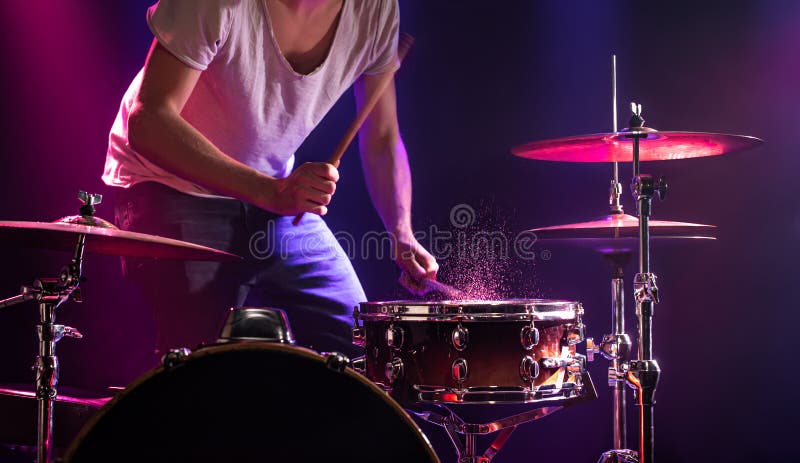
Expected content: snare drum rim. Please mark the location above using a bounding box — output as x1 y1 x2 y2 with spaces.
357 299 582 322
64 342 440 463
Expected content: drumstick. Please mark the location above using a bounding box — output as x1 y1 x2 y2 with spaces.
293 33 415 225
421 278 466 300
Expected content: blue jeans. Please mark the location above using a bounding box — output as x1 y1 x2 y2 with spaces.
114 182 365 361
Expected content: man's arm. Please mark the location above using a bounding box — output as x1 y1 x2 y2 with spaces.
355 72 439 284
128 39 337 216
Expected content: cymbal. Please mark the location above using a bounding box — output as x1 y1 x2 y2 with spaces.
512 130 762 162
529 213 716 253
0 215 241 261
0 384 110 448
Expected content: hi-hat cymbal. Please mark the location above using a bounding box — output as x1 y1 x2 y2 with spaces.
0 215 241 261
512 130 762 162
529 213 716 253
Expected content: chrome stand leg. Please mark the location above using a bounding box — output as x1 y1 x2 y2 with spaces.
610 276 627 450
589 255 635 461
36 301 58 463
626 104 666 463
461 433 478 463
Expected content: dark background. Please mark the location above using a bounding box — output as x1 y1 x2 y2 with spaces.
0 1 797 461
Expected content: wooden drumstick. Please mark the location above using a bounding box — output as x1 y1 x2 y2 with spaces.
292 33 415 225
420 278 466 300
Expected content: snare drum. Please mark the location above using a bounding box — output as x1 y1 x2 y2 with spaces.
65 343 439 462
353 300 588 404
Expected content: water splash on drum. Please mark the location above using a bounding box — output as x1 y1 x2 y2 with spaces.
438 200 541 301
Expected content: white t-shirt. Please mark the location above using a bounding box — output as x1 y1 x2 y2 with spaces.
103 0 399 196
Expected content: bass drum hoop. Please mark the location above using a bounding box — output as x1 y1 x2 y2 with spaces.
65 342 439 463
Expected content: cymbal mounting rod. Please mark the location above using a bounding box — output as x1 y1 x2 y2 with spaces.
609 55 623 214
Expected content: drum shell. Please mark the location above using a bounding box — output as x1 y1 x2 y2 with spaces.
355 300 585 404
363 319 574 397
65 342 438 463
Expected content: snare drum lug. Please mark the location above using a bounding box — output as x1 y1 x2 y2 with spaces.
565 323 585 346
519 355 539 383
451 324 469 351
451 358 469 384
352 326 366 347
385 324 404 350
586 337 599 362
351 355 366 375
385 357 404 383
567 354 586 375
541 356 569 369
520 325 539 350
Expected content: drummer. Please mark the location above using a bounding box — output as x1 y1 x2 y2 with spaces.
103 0 438 361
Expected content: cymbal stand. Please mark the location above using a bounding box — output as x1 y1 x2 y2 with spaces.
0 192 99 463
626 104 666 463
589 54 637 463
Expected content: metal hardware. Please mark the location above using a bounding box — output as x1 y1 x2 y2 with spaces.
351 355 366 375
541 356 569 369
451 324 469 351
78 190 103 217
324 352 350 373
352 326 365 347
451 358 469 384
407 370 598 463
385 323 404 349
520 324 539 350
599 449 640 463
385 357 404 383
634 272 660 305
586 337 599 362
628 102 662 463
519 355 539 384
565 323 585 346
567 355 585 375
162 347 192 369
599 333 632 361
357 300 581 322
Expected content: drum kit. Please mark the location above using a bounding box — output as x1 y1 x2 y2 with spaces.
0 61 762 463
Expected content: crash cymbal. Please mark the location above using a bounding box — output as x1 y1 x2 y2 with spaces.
512 130 762 162
529 213 716 253
0 215 241 261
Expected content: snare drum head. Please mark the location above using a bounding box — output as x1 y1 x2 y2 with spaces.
66 343 438 463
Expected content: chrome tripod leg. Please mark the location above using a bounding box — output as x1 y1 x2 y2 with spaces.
35 301 58 463
610 275 628 450
589 254 635 460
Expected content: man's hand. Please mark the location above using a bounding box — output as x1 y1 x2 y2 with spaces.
267 162 339 216
393 232 439 296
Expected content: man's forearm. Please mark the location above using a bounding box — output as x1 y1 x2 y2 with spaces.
360 137 414 238
128 105 277 207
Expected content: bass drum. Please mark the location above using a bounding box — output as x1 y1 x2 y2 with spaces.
65 342 439 463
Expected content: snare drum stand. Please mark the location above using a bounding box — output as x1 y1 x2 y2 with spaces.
0 193 97 463
626 104 665 463
408 372 596 463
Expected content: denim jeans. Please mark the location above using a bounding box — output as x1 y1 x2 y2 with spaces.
114 182 366 362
